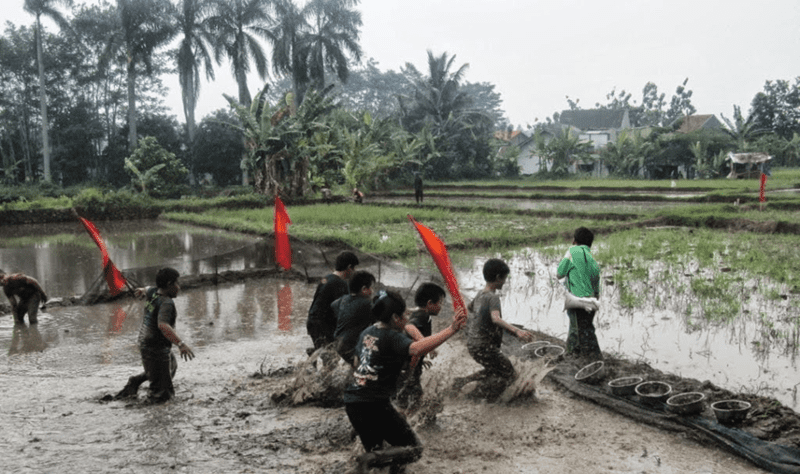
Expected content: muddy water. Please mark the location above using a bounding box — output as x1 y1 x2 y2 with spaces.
0 220 259 297
452 251 800 411
0 278 316 473
1 238 798 472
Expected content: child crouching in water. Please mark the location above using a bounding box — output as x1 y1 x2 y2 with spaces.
344 290 466 473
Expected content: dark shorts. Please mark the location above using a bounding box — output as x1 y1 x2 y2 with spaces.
307 319 336 349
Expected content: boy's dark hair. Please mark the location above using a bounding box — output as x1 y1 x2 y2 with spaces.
414 282 446 307
335 251 360 272
372 290 407 324
155 267 180 289
574 227 594 247
483 258 510 283
349 270 376 294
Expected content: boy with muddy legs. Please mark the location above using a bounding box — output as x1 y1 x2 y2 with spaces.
344 290 466 474
0 269 48 325
333 270 377 366
395 282 447 410
114 267 195 403
306 251 359 353
557 226 602 361
455 258 534 402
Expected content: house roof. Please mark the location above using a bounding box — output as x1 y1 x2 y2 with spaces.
674 114 721 134
493 130 522 141
558 109 628 130
727 152 772 164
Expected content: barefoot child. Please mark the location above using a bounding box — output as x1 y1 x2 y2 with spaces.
457 258 534 402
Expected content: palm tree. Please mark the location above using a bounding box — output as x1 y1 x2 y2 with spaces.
268 0 309 106
207 0 272 107
175 0 216 181
115 0 176 151
24 0 73 182
301 0 362 100
720 105 764 151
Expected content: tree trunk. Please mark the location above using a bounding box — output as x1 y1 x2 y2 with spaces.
127 58 138 152
182 75 197 185
35 17 51 182
236 63 251 186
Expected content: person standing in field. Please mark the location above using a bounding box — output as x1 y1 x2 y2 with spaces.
0 269 48 325
306 251 359 353
557 226 602 361
413 172 424 204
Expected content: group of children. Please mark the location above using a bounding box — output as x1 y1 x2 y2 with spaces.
303 226 601 472
2 225 601 474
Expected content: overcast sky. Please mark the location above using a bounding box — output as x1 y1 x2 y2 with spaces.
6 0 800 128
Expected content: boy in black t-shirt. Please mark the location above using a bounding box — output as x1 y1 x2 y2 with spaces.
306 251 359 352
395 282 447 409
332 270 376 366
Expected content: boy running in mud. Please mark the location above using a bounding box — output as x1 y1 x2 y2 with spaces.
345 290 466 474
455 258 534 401
557 226 602 360
395 282 447 409
306 251 359 352
0 269 48 325
332 271 376 366
114 267 195 403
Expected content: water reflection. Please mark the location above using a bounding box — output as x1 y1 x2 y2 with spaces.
0 220 259 297
8 324 47 354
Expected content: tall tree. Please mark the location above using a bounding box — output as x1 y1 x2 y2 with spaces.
664 77 696 126
175 0 216 181
269 0 310 107
640 81 666 127
114 0 175 151
208 0 271 107
302 0 362 98
24 0 73 182
749 78 800 140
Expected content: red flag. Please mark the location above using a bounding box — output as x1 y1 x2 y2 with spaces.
109 305 128 333
408 215 466 316
77 215 128 296
277 285 293 331
760 173 767 203
274 196 292 270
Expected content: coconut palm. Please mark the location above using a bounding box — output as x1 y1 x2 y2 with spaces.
268 0 310 106
207 0 272 107
24 0 73 182
302 0 362 98
175 0 216 149
113 0 176 151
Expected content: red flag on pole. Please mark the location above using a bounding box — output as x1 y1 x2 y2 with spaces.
274 196 292 270
77 215 128 296
408 215 466 316
760 173 767 203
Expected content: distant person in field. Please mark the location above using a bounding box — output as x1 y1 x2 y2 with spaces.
306 251 359 353
353 187 364 203
413 172 424 204
0 269 48 325
557 226 602 361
